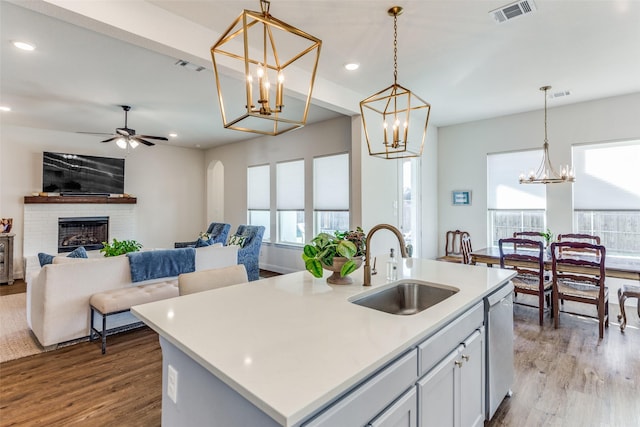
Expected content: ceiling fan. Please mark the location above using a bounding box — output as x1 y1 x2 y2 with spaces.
78 105 168 149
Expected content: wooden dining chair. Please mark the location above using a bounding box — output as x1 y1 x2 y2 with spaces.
461 235 473 265
437 230 471 263
557 233 601 255
499 238 551 325
551 241 608 338
513 231 546 243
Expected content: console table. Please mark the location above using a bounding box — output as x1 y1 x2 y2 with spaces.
0 233 15 284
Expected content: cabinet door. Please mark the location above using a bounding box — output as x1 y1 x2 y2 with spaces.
417 345 462 427
368 387 417 427
459 329 485 427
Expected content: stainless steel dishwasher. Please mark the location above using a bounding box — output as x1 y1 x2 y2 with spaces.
484 281 514 421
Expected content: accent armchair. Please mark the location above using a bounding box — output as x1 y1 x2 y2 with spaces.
231 225 265 281
174 222 231 248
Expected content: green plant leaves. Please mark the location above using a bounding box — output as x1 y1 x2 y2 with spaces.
305 259 323 278
100 238 142 257
336 240 357 258
340 259 357 277
301 228 366 279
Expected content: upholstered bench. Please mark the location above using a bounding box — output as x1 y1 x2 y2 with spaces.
89 281 178 354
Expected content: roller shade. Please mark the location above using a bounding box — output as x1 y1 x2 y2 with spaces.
314 153 349 211
277 160 304 210
487 150 546 209
247 165 270 210
573 140 640 210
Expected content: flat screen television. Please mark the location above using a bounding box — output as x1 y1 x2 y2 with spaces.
42 152 125 195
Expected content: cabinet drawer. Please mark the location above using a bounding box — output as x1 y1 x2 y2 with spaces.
303 349 418 427
417 302 483 376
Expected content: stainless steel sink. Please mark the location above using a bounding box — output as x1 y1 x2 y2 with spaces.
350 280 459 315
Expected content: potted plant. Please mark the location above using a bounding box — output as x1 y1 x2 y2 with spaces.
302 227 366 284
539 228 553 247
100 238 142 257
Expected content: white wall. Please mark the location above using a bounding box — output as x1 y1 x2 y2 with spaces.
438 92 640 255
0 125 207 278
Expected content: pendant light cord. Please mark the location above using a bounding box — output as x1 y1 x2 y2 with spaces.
393 13 398 85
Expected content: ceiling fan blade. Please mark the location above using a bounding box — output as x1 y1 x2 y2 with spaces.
116 128 135 136
76 132 114 136
137 135 168 141
132 137 155 147
101 137 118 143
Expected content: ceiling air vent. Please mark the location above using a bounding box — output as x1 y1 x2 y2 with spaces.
548 89 572 99
175 59 205 72
489 0 537 24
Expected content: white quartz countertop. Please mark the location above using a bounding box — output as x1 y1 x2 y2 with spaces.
132 258 515 426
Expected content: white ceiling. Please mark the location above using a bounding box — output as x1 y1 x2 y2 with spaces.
2 0 639 150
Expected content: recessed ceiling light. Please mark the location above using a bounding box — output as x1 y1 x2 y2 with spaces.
0 106 11 112
345 63 359 71
13 41 36 51
169 133 178 138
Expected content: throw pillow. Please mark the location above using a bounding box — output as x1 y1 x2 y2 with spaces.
228 234 247 247
37 253 55 267
38 246 89 267
195 237 213 248
67 246 88 259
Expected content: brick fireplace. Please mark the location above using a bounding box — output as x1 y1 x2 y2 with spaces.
23 199 136 256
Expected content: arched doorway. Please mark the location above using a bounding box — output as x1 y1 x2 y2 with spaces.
207 160 224 222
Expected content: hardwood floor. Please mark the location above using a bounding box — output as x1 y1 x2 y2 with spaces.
0 280 26 297
489 299 640 427
1 284 638 426
0 327 162 426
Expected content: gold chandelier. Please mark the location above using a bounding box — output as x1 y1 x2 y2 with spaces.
360 6 431 159
520 86 575 184
211 0 322 136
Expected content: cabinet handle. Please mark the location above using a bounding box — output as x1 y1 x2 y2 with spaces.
462 354 470 361
455 360 463 367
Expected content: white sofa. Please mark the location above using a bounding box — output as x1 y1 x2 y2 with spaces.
26 245 238 347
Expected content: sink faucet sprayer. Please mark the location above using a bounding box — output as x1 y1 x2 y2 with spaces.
363 224 408 286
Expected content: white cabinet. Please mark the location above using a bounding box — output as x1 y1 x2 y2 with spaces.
368 387 417 427
418 328 485 427
303 350 418 427
303 302 488 427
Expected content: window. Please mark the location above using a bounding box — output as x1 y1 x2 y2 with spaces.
573 140 640 256
277 160 304 244
247 165 270 241
487 150 546 246
314 153 349 236
399 158 420 257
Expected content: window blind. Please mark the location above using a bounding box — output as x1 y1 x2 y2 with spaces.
314 153 349 211
277 160 304 210
247 165 270 210
487 150 546 209
573 140 640 210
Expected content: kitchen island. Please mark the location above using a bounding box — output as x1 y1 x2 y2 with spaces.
132 258 515 427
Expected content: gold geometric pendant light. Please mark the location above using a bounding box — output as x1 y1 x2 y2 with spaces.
519 85 575 184
211 0 322 136
360 6 431 159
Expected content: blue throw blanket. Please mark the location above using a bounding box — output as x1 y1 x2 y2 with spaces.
127 248 196 282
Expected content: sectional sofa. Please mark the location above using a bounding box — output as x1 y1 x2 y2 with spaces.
26 245 238 347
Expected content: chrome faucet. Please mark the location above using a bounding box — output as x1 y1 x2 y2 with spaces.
363 224 408 286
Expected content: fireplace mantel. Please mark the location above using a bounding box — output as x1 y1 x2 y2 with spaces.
24 196 136 204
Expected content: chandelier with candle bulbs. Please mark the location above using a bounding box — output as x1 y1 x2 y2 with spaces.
519 86 575 184
211 0 322 136
360 6 431 159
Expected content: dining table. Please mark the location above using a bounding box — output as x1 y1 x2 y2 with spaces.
470 246 640 282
